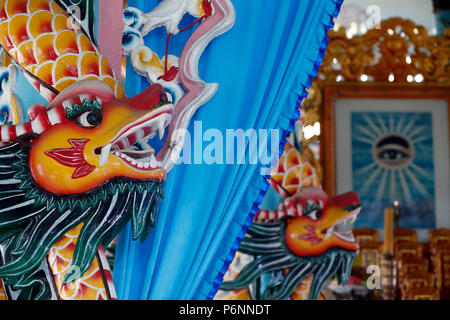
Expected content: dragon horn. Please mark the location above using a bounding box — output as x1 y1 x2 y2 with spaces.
0 105 65 143
0 79 114 143
0 0 125 101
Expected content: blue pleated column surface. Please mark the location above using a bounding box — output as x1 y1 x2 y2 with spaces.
113 0 343 300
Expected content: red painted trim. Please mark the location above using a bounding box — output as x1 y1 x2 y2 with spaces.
98 0 124 80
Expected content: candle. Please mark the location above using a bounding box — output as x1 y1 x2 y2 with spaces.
393 201 400 229
384 208 394 254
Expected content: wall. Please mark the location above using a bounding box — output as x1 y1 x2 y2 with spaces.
337 0 436 34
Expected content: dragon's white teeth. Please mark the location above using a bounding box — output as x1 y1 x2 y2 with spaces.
307 200 314 206
150 154 158 167
144 163 150 169
99 144 112 167
136 129 145 141
119 138 128 148
137 162 144 168
158 123 165 140
325 227 333 240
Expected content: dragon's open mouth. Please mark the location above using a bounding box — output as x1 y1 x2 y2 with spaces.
97 103 174 171
322 205 361 244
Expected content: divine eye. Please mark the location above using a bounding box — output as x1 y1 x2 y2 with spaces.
378 149 409 160
75 110 102 128
374 135 413 168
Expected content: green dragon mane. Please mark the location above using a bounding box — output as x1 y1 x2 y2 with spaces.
0 142 163 299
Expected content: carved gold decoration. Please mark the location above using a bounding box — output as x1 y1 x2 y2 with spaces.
301 18 450 182
318 18 450 83
302 81 322 127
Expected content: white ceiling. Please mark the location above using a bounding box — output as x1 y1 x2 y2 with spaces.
336 0 436 34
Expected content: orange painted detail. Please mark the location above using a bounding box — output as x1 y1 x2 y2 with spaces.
291 275 314 300
8 0 28 15
0 280 6 300
55 31 79 55
53 14 69 32
0 23 12 49
29 11 53 38
0 0 125 98
17 41 37 65
270 142 321 197
48 224 110 300
216 288 251 300
30 100 167 194
0 8 7 21
28 0 50 12
35 34 57 63
8 15 29 46
80 52 100 76
36 61 54 84
100 56 114 77
285 204 359 256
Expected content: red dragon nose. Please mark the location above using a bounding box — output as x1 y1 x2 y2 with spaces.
327 191 361 209
122 83 169 110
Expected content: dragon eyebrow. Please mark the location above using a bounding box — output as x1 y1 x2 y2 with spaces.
65 98 103 120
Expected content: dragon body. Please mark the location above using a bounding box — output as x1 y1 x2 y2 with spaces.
0 0 135 300
0 0 168 300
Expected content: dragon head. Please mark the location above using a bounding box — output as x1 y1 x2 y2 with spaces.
28 79 173 194
282 187 361 256
221 187 361 300
0 79 175 290
222 139 362 300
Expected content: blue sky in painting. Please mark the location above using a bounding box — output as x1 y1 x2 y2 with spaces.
351 112 436 229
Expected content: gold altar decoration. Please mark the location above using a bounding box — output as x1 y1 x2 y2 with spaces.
302 18 450 182
318 18 450 84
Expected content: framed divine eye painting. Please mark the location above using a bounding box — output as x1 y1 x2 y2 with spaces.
321 85 450 237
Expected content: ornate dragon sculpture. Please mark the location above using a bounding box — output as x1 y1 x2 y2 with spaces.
0 0 235 300
218 142 361 300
